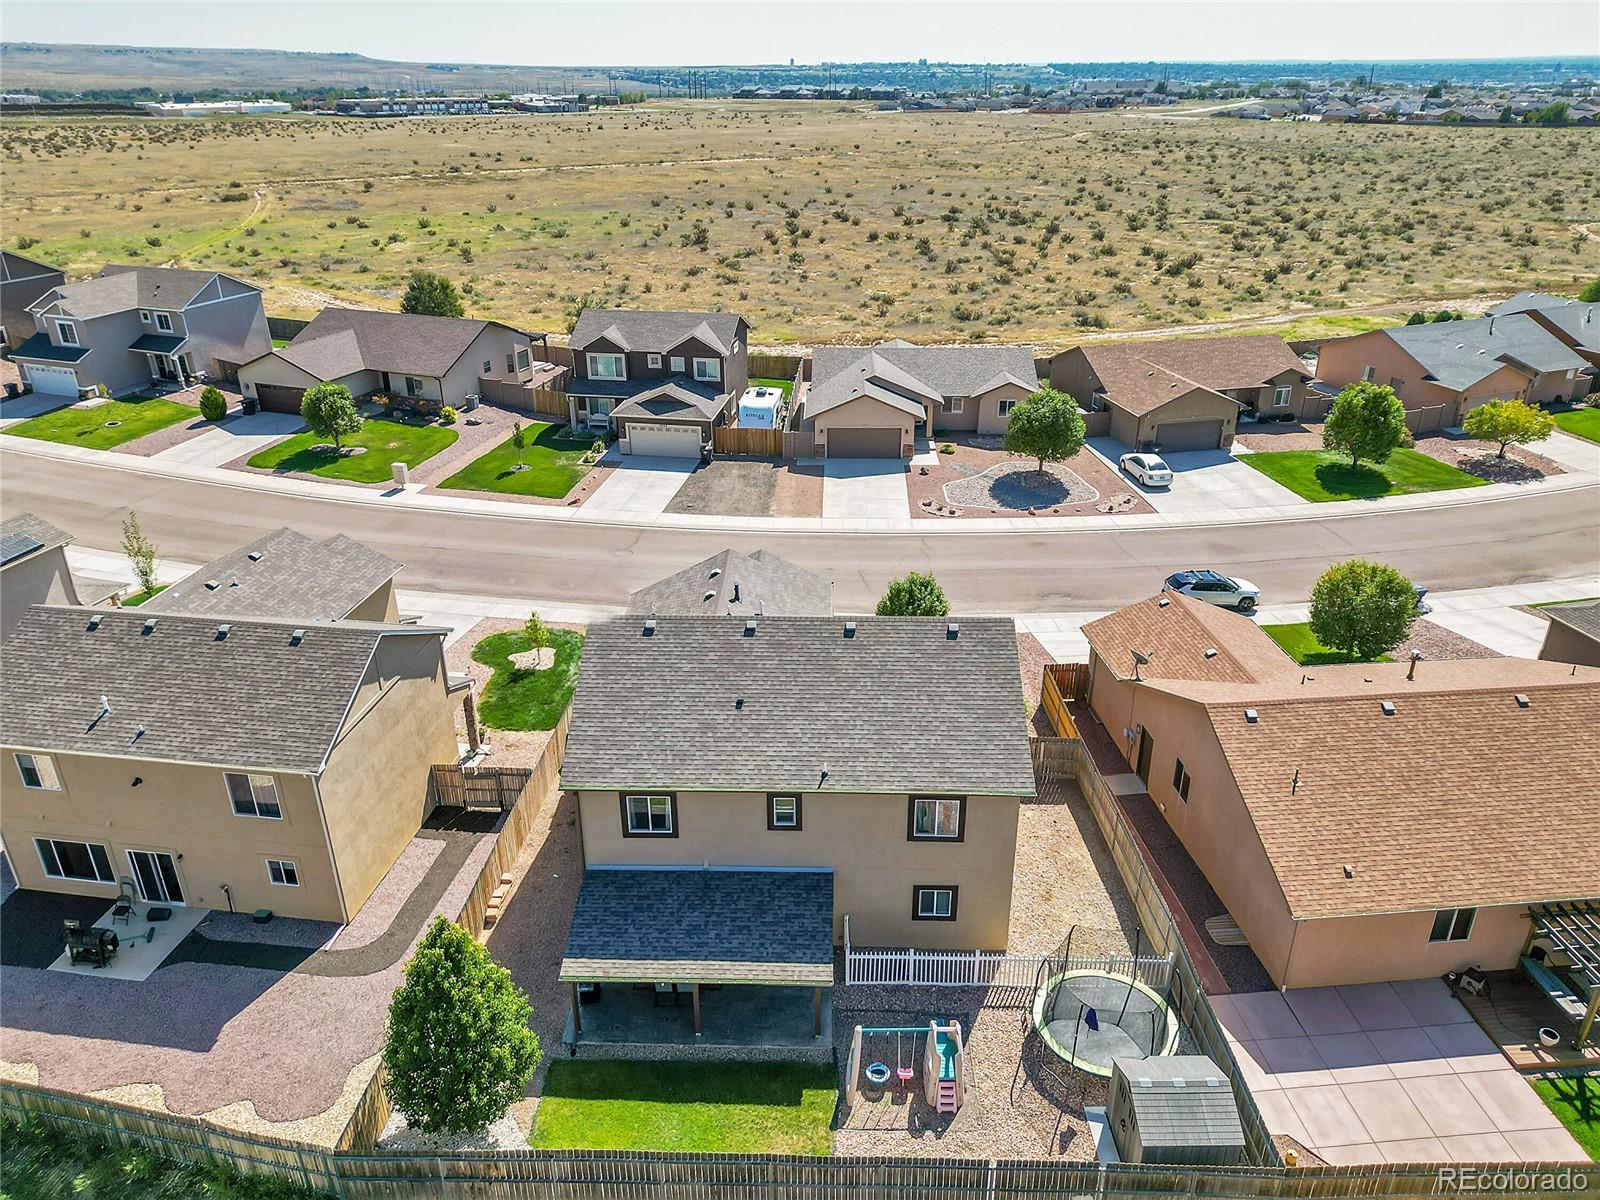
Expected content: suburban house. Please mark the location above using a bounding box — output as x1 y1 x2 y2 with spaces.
236 308 560 415
555 614 1036 1051
1490 292 1600 383
1537 602 1600 669
1315 313 1591 431
564 308 749 456
1049 335 1314 451
0 512 97 639
0 606 465 923
0 251 66 356
12 266 271 398
790 341 1039 459
1079 593 1600 995
625 549 833 616
141 527 403 623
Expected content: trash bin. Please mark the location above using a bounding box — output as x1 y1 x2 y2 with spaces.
241 396 260 415
3 382 18 399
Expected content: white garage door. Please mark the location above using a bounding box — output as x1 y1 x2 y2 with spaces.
626 422 703 457
24 364 80 397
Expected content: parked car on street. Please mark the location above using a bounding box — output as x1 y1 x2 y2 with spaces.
1119 452 1174 487
1163 569 1261 612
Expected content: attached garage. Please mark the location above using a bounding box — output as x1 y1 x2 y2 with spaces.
1154 420 1224 452
825 426 904 458
623 421 704 457
255 383 308 415
22 363 80 397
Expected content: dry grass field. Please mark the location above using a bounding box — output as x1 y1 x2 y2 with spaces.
3 101 1594 348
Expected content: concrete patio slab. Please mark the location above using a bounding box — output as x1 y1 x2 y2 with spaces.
1341 1078 1435 1142
150 411 304 467
1378 1137 1449 1163
1398 1074 1498 1137
1254 1036 1334 1088
1336 981 1417 1031
1503 1127 1592 1160
1252 1089 1310 1146
1284 1085 1372 1148
1458 1070 1566 1131
1390 977 1474 1026
1439 1131 1517 1162
48 901 209 983
1422 1021 1505 1073
1317 1142 1381 1165
1284 986 1362 1035
1227 990 1305 1041
1367 1025 1453 1079
583 455 696 516
1308 1031 1394 1084
822 458 911 527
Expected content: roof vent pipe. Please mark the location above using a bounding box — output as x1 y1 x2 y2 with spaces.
1407 651 1422 681
731 582 741 604
947 621 959 639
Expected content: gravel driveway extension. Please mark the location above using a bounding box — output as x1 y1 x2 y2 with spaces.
665 457 779 516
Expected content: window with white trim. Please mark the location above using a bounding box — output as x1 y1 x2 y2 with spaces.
1428 907 1476 943
505 353 515 374
998 398 1019 418
15 753 60 790
36 837 115 884
693 358 721 382
1272 386 1292 408
155 312 174 333
941 396 965 414
516 348 531 372
56 321 78 346
588 353 626 380
1171 757 1192 802
913 886 957 920
624 793 675 835
768 794 800 830
647 353 662 368
1361 365 1376 383
227 773 283 819
910 795 964 840
483 359 493 374
140 310 152 324
669 356 686 373
405 376 424 397
267 859 300 887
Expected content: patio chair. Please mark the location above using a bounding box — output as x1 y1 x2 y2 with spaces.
110 877 137 927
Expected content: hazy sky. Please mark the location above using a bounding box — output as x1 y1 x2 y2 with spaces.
0 1 1594 66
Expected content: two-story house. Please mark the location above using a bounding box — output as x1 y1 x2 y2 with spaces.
790 341 1039 458
0 251 66 357
237 308 560 415
555 612 1034 1053
565 309 749 456
13 266 270 398
1049 335 1314 451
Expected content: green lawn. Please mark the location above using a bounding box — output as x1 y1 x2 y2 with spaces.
1532 1076 1599 1161
1262 622 1391 667
1533 596 1600 609
749 375 795 398
1238 447 1487 503
247 418 457 482
530 1060 835 1155
119 584 169 608
437 421 594 498
2 396 195 450
271 336 292 348
1553 406 1600 445
472 628 584 730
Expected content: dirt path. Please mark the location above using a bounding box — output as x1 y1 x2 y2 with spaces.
162 187 271 267
1573 222 1600 244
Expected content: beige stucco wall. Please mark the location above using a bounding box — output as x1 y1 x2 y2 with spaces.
575 788 1022 950
1311 331 1524 424
1 548 81 640
973 382 1033 436
814 396 918 456
0 749 339 920
1539 620 1600 668
237 354 319 397
1282 904 1533 989
316 635 459 919
1108 386 1237 449
345 579 400 623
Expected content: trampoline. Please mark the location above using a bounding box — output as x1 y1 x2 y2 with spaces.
1031 969 1179 1078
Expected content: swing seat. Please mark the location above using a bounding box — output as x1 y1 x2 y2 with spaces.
864 1062 892 1085
896 1066 915 1081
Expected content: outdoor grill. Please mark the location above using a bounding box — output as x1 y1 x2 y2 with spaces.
64 920 119 967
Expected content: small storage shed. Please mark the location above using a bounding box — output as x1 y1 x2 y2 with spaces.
1108 1055 1246 1166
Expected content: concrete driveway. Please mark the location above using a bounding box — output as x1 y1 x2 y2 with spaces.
584 453 696 516
1087 438 1305 517
822 458 910 527
0 392 79 428
149 412 305 467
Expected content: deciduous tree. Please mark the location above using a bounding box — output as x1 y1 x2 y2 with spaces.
1003 386 1087 474
400 269 465 318
300 382 363 450
876 572 950 617
121 511 158 599
1309 559 1418 660
1322 382 1409 468
1462 399 1555 460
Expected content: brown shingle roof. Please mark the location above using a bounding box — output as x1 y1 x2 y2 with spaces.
1074 335 1308 417
1082 593 1296 685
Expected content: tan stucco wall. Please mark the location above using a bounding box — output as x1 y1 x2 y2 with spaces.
0 750 338 919
316 636 459 919
1 549 81 639
575 788 1021 950
1282 904 1533 989
345 579 400 623
974 382 1033 436
1539 620 1600 668
1311 331 1523 424
1108 386 1237 449
814 396 918 456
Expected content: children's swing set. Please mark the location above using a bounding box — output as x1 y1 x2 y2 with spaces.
843 1019 967 1116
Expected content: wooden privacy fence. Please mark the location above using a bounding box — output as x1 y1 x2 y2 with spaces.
747 351 804 380
1039 662 1087 739
712 425 784 456
427 764 531 811
476 375 569 419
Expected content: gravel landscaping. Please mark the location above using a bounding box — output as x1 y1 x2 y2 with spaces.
908 438 1151 519
666 458 778 516
1239 421 1565 485
944 461 1099 511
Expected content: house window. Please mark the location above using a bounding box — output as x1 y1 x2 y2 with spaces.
505 353 515 374
56 321 78 346
998 398 1018 418
588 353 626 380
669 355 686 373
1361 366 1376 383
1428 907 1476 943
1272 386 1292 408
405 376 424 397
516 348 531 372
227 772 283 819
913 885 958 921
647 353 662 368
1089 392 1108 412
768 794 801 830
155 312 174 333
139 310 152 324
622 793 676 836
483 359 493 374
15 752 60 790
909 795 965 841
941 396 965 414
693 358 721 382
266 859 300 887
35 838 115 884
1171 758 1192 802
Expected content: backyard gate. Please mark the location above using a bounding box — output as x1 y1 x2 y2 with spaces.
427 764 532 811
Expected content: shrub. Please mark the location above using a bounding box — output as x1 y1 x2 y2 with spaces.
439 405 459 425
400 269 464 317
198 385 227 422
876 572 950 617
939 442 956 454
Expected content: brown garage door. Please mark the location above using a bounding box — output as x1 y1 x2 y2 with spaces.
826 426 903 458
1156 420 1223 452
255 383 307 414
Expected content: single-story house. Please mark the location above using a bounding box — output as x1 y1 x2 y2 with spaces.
790 341 1039 459
625 549 833 616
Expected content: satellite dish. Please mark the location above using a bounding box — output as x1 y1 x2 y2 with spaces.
1131 649 1151 666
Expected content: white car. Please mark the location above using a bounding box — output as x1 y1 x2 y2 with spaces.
1163 569 1261 612
1119 452 1174 487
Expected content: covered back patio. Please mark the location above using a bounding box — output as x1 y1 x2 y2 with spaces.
559 867 835 1061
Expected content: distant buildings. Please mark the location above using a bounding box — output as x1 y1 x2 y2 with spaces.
334 95 492 116
136 99 291 118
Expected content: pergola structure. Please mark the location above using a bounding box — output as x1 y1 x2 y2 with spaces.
1522 899 1600 1048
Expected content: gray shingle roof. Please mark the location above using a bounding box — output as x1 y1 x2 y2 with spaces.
45 267 247 319
0 251 63 282
1111 1056 1245 1150
570 309 744 356
0 513 73 568
626 550 833 616
0 607 441 773
1385 313 1587 391
1545 601 1600 642
142 528 401 622
129 332 187 354
1490 292 1600 352
560 867 835 985
273 308 521 380
10 332 90 363
561 615 1036 795
610 382 725 421
806 342 1038 419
